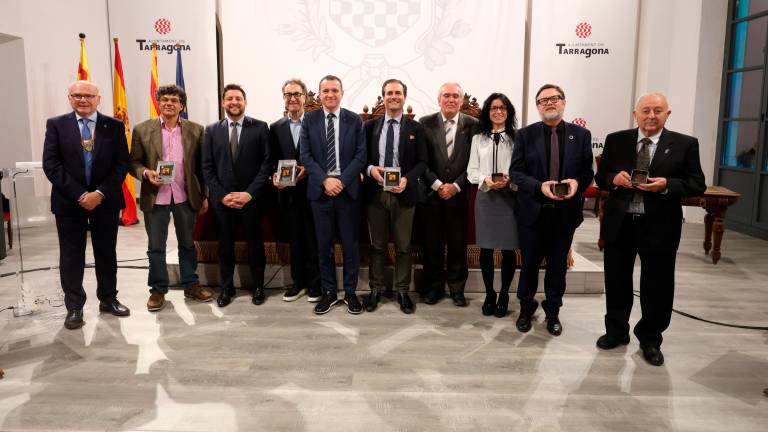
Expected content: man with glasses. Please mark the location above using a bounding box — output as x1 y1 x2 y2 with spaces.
510 84 594 336
130 84 213 312
42 80 130 329
202 84 272 307
269 79 322 303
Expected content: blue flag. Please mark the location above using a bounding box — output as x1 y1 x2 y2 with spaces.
175 48 188 119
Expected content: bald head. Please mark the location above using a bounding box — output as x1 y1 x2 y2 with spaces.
633 93 670 137
68 80 101 117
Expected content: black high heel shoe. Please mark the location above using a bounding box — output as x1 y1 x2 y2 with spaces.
482 292 497 316
495 292 509 318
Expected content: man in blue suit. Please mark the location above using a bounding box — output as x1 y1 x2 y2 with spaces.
202 84 272 308
299 75 366 315
510 84 594 336
42 80 131 329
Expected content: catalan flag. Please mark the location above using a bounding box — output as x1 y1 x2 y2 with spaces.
113 38 138 226
77 33 90 80
149 44 160 119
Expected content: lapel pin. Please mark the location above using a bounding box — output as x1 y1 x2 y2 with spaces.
409 134 415 139
665 149 670 154
569 135 574 140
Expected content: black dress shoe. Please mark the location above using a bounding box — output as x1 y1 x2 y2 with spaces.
252 286 265 305
424 289 443 305
596 334 630 350
217 290 235 307
546 316 562 336
64 309 84 330
494 293 509 318
99 298 130 317
344 293 362 315
451 292 468 307
363 290 381 312
640 344 665 366
398 292 414 314
763 387 768 397
516 314 532 333
482 293 496 316
314 292 338 315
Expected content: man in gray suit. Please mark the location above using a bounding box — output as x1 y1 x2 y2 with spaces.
419 82 478 307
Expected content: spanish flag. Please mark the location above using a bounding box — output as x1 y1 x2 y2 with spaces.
77 33 89 80
113 38 138 226
149 44 160 119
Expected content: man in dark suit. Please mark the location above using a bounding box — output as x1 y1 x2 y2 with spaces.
299 75 366 315
202 84 272 307
42 80 130 329
419 82 478 307
363 79 427 314
595 93 706 366
269 78 322 304
130 85 213 312
510 83 594 336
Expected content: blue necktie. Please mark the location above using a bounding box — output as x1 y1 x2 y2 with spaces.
384 118 396 167
326 113 337 173
81 118 93 184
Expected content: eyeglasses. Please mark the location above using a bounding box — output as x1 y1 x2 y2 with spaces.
283 92 305 100
536 95 563 106
69 94 97 100
490 106 507 112
159 96 181 104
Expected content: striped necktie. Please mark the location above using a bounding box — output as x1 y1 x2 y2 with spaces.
326 113 337 173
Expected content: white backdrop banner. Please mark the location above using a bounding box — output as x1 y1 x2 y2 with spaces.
527 0 639 156
220 0 526 124
107 0 219 126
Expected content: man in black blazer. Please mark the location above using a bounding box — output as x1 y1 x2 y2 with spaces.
595 93 706 366
202 84 272 307
269 78 321 303
419 82 478 307
363 79 427 314
42 80 131 329
510 84 594 336
299 75 366 315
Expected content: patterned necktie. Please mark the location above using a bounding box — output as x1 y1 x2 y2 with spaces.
549 126 559 181
81 118 93 184
230 122 239 160
631 138 653 210
384 118 396 167
326 113 337 173
445 119 455 158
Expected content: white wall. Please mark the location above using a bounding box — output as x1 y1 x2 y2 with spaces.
0 35 32 168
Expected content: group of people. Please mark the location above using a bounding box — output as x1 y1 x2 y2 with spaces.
42 76 705 367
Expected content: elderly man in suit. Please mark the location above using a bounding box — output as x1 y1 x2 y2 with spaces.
419 82 478 307
363 79 427 314
595 93 706 366
42 80 130 329
510 83 594 336
299 75 366 315
269 78 322 303
202 84 272 307
130 84 213 312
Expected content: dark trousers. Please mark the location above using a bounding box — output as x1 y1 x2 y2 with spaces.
143 201 198 294
367 190 415 293
310 192 360 295
212 202 266 293
419 198 468 295
55 208 119 311
479 248 517 295
281 193 320 293
517 208 576 317
604 214 677 348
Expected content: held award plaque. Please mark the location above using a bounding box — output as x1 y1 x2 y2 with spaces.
491 173 505 183
277 159 297 186
383 167 401 191
550 182 569 197
156 161 176 184
630 169 649 186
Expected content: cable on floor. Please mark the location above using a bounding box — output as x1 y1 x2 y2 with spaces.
633 290 768 330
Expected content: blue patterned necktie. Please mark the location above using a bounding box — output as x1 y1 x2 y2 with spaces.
384 118 396 167
81 118 93 184
326 113 337 173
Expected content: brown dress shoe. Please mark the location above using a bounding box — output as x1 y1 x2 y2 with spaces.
184 284 214 302
147 292 166 312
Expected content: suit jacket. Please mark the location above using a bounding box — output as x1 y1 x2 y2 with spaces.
269 116 309 206
595 128 706 250
510 120 594 227
419 112 478 205
298 108 366 201
130 118 206 212
202 116 272 207
363 115 428 206
42 111 129 215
